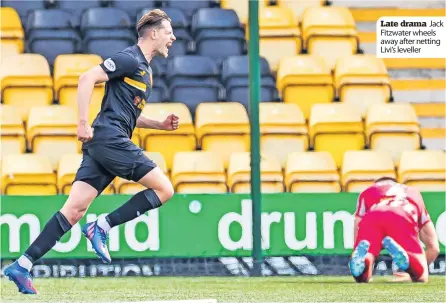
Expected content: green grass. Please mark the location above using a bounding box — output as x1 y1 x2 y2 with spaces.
1 276 445 303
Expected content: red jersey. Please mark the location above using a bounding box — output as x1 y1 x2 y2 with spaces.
355 181 431 232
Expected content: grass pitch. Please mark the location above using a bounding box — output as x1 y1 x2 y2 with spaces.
1 276 445 303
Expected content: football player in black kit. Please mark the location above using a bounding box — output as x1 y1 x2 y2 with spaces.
4 9 177 294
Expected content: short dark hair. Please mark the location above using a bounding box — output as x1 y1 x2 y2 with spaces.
136 9 171 38
375 176 397 184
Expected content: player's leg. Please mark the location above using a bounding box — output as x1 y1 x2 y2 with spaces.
3 153 105 294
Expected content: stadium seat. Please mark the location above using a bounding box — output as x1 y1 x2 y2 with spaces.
310 104 365 168
196 102 250 168
138 8 192 56
55 0 104 27
150 57 167 78
275 0 324 20
1 154 57 195
342 150 396 192
191 8 245 63
54 54 104 106
260 103 309 167
163 0 213 21
0 42 19 63
255 6 301 71
398 150 446 192
366 104 421 164
302 7 358 69
166 56 223 117
277 55 334 119
27 106 79 170
171 151 227 193
2 0 45 23
335 55 391 116
150 77 168 102
0 7 25 53
0 54 53 119
221 56 277 109
413 103 445 151
139 103 196 170
285 151 341 193
228 152 283 193
0 105 25 156
112 0 155 22
220 0 266 24
25 10 81 67
80 8 136 59
114 152 167 194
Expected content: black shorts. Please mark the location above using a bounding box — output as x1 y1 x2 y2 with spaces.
74 139 156 195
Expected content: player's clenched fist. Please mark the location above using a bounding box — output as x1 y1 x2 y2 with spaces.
77 120 94 142
161 114 180 131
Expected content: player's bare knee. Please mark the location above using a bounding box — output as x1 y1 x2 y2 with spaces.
158 182 174 204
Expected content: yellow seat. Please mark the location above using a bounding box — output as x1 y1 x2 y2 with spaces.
0 105 25 155
254 7 301 71
399 150 446 192
54 54 104 106
27 106 79 170
260 103 309 167
114 152 168 194
228 152 284 193
139 103 196 170
171 151 227 193
310 103 365 168
285 151 340 193
276 0 324 19
342 150 395 192
277 55 334 119
335 55 391 116
302 7 358 69
0 7 24 53
0 42 20 63
366 104 420 164
220 0 266 24
196 102 250 168
2 154 57 195
0 54 53 119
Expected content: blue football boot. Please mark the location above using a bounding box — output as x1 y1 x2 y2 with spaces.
82 221 111 263
349 240 370 277
3 261 38 294
382 236 409 271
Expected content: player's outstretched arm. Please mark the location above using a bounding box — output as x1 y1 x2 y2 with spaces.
419 221 440 265
136 113 179 131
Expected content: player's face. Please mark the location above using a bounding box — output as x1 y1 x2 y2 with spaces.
156 20 176 58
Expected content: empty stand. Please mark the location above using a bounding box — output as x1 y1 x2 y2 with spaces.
342 150 396 192
2 154 57 195
196 102 250 168
27 106 79 170
285 151 341 193
54 54 104 106
335 55 391 116
220 0 266 24
139 103 196 170
228 152 284 193
56 0 105 27
366 104 421 163
114 152 167 194
2 0 45 23
163 0 213 21
277 55 334 119
0 105 25 156
275 0 324 19
302 6 358 69
166 56 223 117
171 151 227 193
80 8 136 59
221 55 277 109
398 150 446 192
256 6 302 71
310 104 365 168
0 41 19 63
260 103 309 167
112 0 156 22
0 54 53 119
0 7 25 53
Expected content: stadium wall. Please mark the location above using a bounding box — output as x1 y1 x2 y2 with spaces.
1 193 445 277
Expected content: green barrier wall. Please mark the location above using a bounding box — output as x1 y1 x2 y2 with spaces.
1 193 444 259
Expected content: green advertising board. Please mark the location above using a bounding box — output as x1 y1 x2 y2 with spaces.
1 193 445 259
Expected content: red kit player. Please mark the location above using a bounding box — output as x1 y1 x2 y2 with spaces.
349 177 440 283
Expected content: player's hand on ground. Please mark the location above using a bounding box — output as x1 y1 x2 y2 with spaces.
161 114 179 131
77 120 94 142
391 272 411 282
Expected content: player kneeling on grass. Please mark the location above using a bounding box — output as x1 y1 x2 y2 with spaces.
349 177 440 283
3 9 177 294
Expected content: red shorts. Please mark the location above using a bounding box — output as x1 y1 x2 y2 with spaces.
354 211 423 257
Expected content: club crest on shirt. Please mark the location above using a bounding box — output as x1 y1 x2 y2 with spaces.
133 96 146 110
